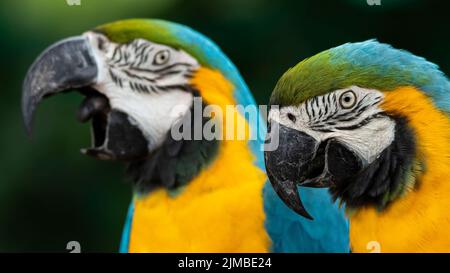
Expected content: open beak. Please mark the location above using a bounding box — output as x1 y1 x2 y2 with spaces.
22 35 149 161
22 36 98 135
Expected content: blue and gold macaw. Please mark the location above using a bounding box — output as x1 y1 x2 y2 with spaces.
265 40 450 252
22 19 348 253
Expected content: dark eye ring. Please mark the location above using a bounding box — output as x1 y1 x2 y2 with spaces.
153 50 170 65
287 113 296 123
339 90 357 109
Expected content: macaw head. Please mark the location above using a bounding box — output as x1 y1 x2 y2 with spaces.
23 19 258 192
265 40 450 219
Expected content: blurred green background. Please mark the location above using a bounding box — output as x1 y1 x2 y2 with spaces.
0 0 449 252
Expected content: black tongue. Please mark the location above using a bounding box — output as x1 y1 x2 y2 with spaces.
77 94 110 123
81 110 150 161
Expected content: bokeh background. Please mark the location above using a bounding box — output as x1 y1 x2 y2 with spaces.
0 0 449 252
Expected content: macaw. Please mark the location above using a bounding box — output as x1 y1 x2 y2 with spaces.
22 19 348 253
264 40 450 252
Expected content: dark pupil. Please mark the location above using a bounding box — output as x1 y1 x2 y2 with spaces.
344 96 351 103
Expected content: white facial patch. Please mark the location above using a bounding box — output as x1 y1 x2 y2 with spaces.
83 32 200 151
269 86 395 165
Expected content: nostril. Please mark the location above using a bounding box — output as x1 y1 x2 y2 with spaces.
287 113 296 123
97 37 105 51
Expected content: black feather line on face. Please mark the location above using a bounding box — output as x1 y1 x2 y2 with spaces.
334 112 386 130
319 93 368 124
126 92 220 193
127 62 193 74
109 65 195 95
104 39 196 96
328 115 419 210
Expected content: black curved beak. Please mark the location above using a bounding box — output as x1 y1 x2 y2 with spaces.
22 36 98 135
264 121 331 220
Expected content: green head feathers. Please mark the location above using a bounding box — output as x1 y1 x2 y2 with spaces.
271 40 450 111
95 19 213 66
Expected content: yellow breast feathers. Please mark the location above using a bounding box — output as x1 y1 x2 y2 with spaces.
128 68 269 252
350 86 450 252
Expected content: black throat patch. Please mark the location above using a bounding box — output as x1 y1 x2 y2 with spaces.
329 115 420 210
126 96 220 194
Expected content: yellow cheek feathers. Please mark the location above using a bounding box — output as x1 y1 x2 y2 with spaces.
350 86 450 252
128 67 269 252
381 86 450 184
190 67 235 106
190 67 253 142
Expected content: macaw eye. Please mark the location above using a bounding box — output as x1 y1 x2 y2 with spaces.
153 50 170 65
339 90 357 109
